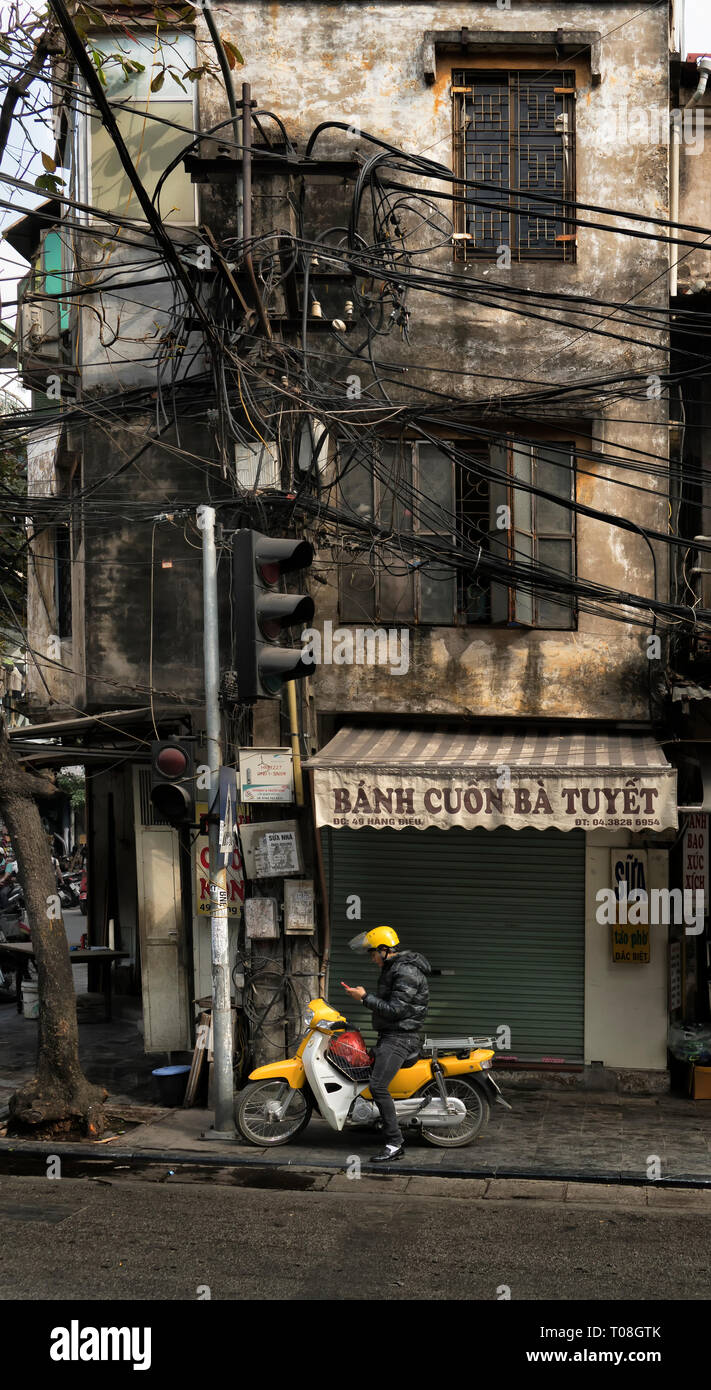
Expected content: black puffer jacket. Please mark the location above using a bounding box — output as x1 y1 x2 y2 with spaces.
363 951 430 1036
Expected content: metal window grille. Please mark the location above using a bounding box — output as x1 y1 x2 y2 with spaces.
452 70 576 262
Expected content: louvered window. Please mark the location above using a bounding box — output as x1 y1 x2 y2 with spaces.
339 438 577 629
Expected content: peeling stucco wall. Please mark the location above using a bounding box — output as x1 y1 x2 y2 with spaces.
75 416 230 710
25 424 74 709
195 3 671 721
41 3 675 723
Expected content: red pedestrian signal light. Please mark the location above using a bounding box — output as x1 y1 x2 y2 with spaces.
149 740 194 827
232 530 315 700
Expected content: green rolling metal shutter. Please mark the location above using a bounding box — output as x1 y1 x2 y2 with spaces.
324 825 585 1063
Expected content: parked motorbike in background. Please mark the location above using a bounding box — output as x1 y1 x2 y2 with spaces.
78 867 87 916
0 873 30 1003
237 997 511 1149
57 877 81 910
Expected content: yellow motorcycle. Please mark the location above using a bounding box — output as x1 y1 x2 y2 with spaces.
236 996 511 1148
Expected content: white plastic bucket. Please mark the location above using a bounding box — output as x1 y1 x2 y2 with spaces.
21 981 39 1019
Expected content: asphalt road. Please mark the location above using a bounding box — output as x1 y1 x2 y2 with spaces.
0 1170 708 1302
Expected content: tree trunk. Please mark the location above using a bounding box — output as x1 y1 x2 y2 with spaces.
0 718 105 1136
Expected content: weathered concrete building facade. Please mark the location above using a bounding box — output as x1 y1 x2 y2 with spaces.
12 1 696 1081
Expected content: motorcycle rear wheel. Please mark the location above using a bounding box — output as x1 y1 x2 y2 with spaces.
417 1077 490 1147
236 1079 312 1146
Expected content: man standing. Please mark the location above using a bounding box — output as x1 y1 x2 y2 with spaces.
342 925 430 1162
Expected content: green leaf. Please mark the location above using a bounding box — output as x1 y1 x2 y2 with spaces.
168 67 187 93
34 173 64 194
150 69 165 93
89 48 108 85
41 151 56 172
128 60 146 73
221 38 244 70
185 65 206 82
0 35 12 54
80 4 107 24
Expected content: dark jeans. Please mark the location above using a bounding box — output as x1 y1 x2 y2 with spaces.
369 1033 419 1146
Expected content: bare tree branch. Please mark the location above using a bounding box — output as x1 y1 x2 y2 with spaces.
0 26 55 165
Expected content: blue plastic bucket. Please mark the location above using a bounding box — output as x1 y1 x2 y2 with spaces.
152 1064 191 1107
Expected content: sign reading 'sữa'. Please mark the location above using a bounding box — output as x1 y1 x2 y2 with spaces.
313 772 677 833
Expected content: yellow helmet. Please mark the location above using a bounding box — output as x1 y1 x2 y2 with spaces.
349 925 400 953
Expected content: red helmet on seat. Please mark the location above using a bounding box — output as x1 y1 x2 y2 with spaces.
326 1029 372 1081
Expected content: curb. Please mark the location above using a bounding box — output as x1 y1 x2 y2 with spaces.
0 1138 710 1189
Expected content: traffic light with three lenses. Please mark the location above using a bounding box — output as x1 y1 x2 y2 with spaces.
232 530 315 700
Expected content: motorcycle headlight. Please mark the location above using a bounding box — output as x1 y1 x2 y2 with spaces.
303 1008 314 1027
479 1058 492 1070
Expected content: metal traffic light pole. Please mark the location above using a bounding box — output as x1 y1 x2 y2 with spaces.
197 504 236 1139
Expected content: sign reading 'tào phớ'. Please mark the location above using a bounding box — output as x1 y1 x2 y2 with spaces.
611 922 651 963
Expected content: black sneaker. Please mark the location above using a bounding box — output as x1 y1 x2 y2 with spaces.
370 1144 405 1163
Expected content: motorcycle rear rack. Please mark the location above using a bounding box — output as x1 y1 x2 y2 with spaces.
422 1036 494 1055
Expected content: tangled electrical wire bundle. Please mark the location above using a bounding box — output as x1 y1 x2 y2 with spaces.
2 52 711 682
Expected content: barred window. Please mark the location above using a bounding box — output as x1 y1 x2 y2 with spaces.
452 70 576 261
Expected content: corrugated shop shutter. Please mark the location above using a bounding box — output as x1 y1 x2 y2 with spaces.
324 826 585 1063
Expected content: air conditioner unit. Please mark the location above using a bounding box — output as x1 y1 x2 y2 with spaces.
16 291 61 365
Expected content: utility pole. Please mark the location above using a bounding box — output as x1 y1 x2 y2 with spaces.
197 504 235 1138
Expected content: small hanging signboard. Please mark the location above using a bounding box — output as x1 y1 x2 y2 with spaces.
239 748 294 804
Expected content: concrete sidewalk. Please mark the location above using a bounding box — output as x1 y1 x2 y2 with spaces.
0 997 159 1112
2 1001 710 1184
117 1085 711 1185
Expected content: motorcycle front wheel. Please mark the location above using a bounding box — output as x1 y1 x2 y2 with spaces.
417 1077 490 1147
236 1080 312 1146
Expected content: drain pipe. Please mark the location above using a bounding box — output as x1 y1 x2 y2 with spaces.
670 56 711 297
310 771 331 996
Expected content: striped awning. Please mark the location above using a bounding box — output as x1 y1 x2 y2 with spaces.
304 726 677 833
